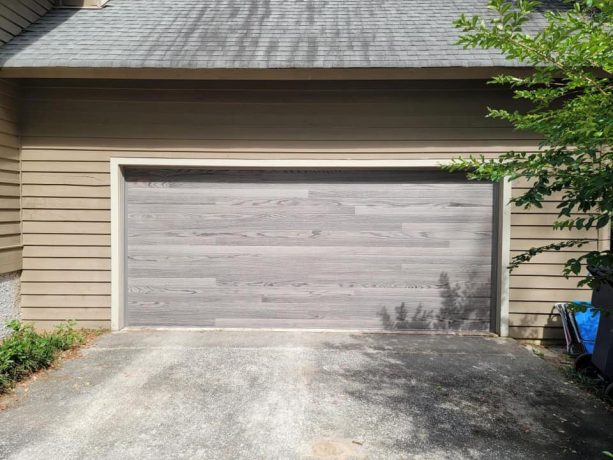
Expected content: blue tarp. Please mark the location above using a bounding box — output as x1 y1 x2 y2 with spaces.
574 305 601 354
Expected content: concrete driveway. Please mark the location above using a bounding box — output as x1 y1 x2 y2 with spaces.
0 331 611 459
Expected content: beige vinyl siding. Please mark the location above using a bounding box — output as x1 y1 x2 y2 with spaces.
508 186 599 341
0 0 53 46
19 80 596 339
0 79 20 274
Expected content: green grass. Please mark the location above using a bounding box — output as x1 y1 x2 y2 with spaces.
0 320 85 394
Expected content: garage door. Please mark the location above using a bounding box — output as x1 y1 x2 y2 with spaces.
125 168 495 331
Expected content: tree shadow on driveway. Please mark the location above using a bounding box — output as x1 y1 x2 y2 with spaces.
319 334 613 458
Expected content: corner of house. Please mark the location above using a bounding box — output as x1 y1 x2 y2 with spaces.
0 270 20 337
0 78 22 336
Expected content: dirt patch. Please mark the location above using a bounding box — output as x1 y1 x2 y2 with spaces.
525 344 613 410
310 438 365 459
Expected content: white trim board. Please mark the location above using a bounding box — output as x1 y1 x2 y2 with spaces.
111 158 455 168
110 157 511 335
496 178 512 337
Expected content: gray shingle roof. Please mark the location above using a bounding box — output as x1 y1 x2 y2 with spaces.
0 0 560 69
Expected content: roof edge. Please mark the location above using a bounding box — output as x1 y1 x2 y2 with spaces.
56 0 110 9
0 66 534 80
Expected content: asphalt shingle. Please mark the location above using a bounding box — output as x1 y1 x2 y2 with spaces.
0 0 562 69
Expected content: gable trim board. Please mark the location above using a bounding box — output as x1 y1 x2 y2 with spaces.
110 157 510 334
55 0 110 8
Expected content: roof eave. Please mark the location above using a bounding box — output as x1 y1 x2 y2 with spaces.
0 66 535 80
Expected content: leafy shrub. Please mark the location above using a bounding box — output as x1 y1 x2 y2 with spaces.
0 320 84 394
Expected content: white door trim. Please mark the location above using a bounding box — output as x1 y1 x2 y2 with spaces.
110 157 512 335
495 178 512 337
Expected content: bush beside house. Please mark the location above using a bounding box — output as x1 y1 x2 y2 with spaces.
0 321 84 394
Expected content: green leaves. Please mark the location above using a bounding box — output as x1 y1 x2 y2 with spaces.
447 0 613 292
0 321 84 394
508 240 591 271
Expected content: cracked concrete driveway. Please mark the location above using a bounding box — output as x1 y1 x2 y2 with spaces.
0 331 612 459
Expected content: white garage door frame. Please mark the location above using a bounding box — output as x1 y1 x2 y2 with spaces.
110 158 511 336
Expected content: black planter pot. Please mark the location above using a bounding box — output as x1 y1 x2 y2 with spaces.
589 267 613 383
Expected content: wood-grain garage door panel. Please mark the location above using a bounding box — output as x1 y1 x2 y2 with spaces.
125 169 494 330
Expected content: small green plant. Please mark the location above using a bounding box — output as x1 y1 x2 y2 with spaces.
562 365 613 407
0 320 84 394
532 348 545 359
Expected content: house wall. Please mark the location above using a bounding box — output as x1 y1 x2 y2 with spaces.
18 79 598 340
0 0 54 46
0 78 21 334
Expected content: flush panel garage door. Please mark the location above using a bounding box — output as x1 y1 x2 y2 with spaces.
125 168 496 331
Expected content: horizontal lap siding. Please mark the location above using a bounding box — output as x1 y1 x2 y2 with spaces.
508 186 599 341
20 80 596 339
0 79 20 274
0 0 53 46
